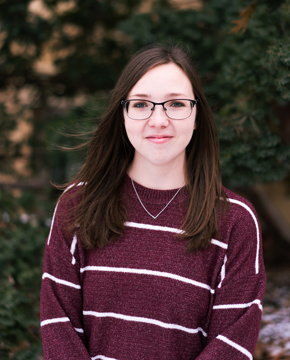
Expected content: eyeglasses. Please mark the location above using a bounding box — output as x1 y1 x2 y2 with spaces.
121 99 199 120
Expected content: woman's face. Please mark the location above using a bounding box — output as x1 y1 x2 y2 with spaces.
124 63 196 174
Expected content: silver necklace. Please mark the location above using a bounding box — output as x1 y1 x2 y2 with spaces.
131 178 183 219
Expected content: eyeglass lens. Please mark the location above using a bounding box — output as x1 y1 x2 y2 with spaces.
126 100 194 120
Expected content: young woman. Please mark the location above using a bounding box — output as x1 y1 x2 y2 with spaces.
40 45 266 360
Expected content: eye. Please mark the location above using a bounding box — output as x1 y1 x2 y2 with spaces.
132 101 149 109
168 100 186 108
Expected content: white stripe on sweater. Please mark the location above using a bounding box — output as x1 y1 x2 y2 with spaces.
70 232 77 265
47 202 59 245
217 335 253 359
41 317 70 327
125 222 227 249
64 182 85 193
213 299 262 311
47 182 84 246
80 266 215 294
125 221 184 234
228 198 260 274
41 318 84 334
211 239 228 249
42 272 81 289
91 355 118 360
74 327 84 333
218 254 227 288
83 310 207 337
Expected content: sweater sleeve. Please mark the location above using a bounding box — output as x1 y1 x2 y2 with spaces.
196 201 266 360
40 193 91 360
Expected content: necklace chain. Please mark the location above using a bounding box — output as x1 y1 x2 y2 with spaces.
131 178 183 219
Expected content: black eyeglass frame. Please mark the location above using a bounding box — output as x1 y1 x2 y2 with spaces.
121 98 199 120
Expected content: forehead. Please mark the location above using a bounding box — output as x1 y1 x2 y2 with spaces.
128 63 194 99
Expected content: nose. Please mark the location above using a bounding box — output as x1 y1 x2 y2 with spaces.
148 104 169 127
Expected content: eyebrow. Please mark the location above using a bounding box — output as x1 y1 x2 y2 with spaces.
128 93 189 99
167 93 188 97
129 94 150 98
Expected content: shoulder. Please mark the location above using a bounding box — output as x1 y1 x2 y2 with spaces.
219 187 261 250
50 183 85 231
46 182 85 248
56 182 85 211
222 186 258 223
221 188 264 276
62 182 85 198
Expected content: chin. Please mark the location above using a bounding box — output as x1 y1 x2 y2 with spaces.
150 157 178 167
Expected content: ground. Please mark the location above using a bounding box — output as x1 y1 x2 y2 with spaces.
254 233 290 360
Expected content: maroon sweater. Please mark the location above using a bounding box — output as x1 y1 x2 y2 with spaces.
40 176 266 360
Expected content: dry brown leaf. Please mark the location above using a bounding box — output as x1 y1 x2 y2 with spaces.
9 341 30 357
151 13 159 22
7 273 15 285
254 340 266 358
228 3 257 34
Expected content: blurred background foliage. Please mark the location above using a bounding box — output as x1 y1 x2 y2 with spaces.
0 0 290 358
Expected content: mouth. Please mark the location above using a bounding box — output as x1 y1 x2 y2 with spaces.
146 135 173 144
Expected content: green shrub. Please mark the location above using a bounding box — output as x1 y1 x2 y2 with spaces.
0 189 58 360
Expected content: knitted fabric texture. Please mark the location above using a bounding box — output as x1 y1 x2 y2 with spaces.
40 176 266 360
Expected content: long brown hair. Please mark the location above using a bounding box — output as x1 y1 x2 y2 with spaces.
65 44 227 252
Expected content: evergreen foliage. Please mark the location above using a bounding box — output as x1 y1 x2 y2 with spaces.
0 189 58 359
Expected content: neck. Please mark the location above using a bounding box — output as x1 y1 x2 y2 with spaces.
128 158 186 190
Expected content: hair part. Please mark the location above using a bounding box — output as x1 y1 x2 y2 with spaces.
63 44 227 252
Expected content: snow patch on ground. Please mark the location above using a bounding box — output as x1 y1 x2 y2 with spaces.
257 283 290 359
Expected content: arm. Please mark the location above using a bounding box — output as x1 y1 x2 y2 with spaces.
197 202 266 360
40 195 92 360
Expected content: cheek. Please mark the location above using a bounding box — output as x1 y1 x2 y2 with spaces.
182 118 196 139
124 118 133 138
124 118 141 147
183 123 196 150
179 122 195 150
184 131 194 148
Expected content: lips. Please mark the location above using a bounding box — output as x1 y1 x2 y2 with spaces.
146 135 173 144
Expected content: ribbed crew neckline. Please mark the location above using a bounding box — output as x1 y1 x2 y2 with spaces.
124 174 188 205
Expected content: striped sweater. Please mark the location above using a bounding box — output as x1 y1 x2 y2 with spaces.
40 176 266 360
